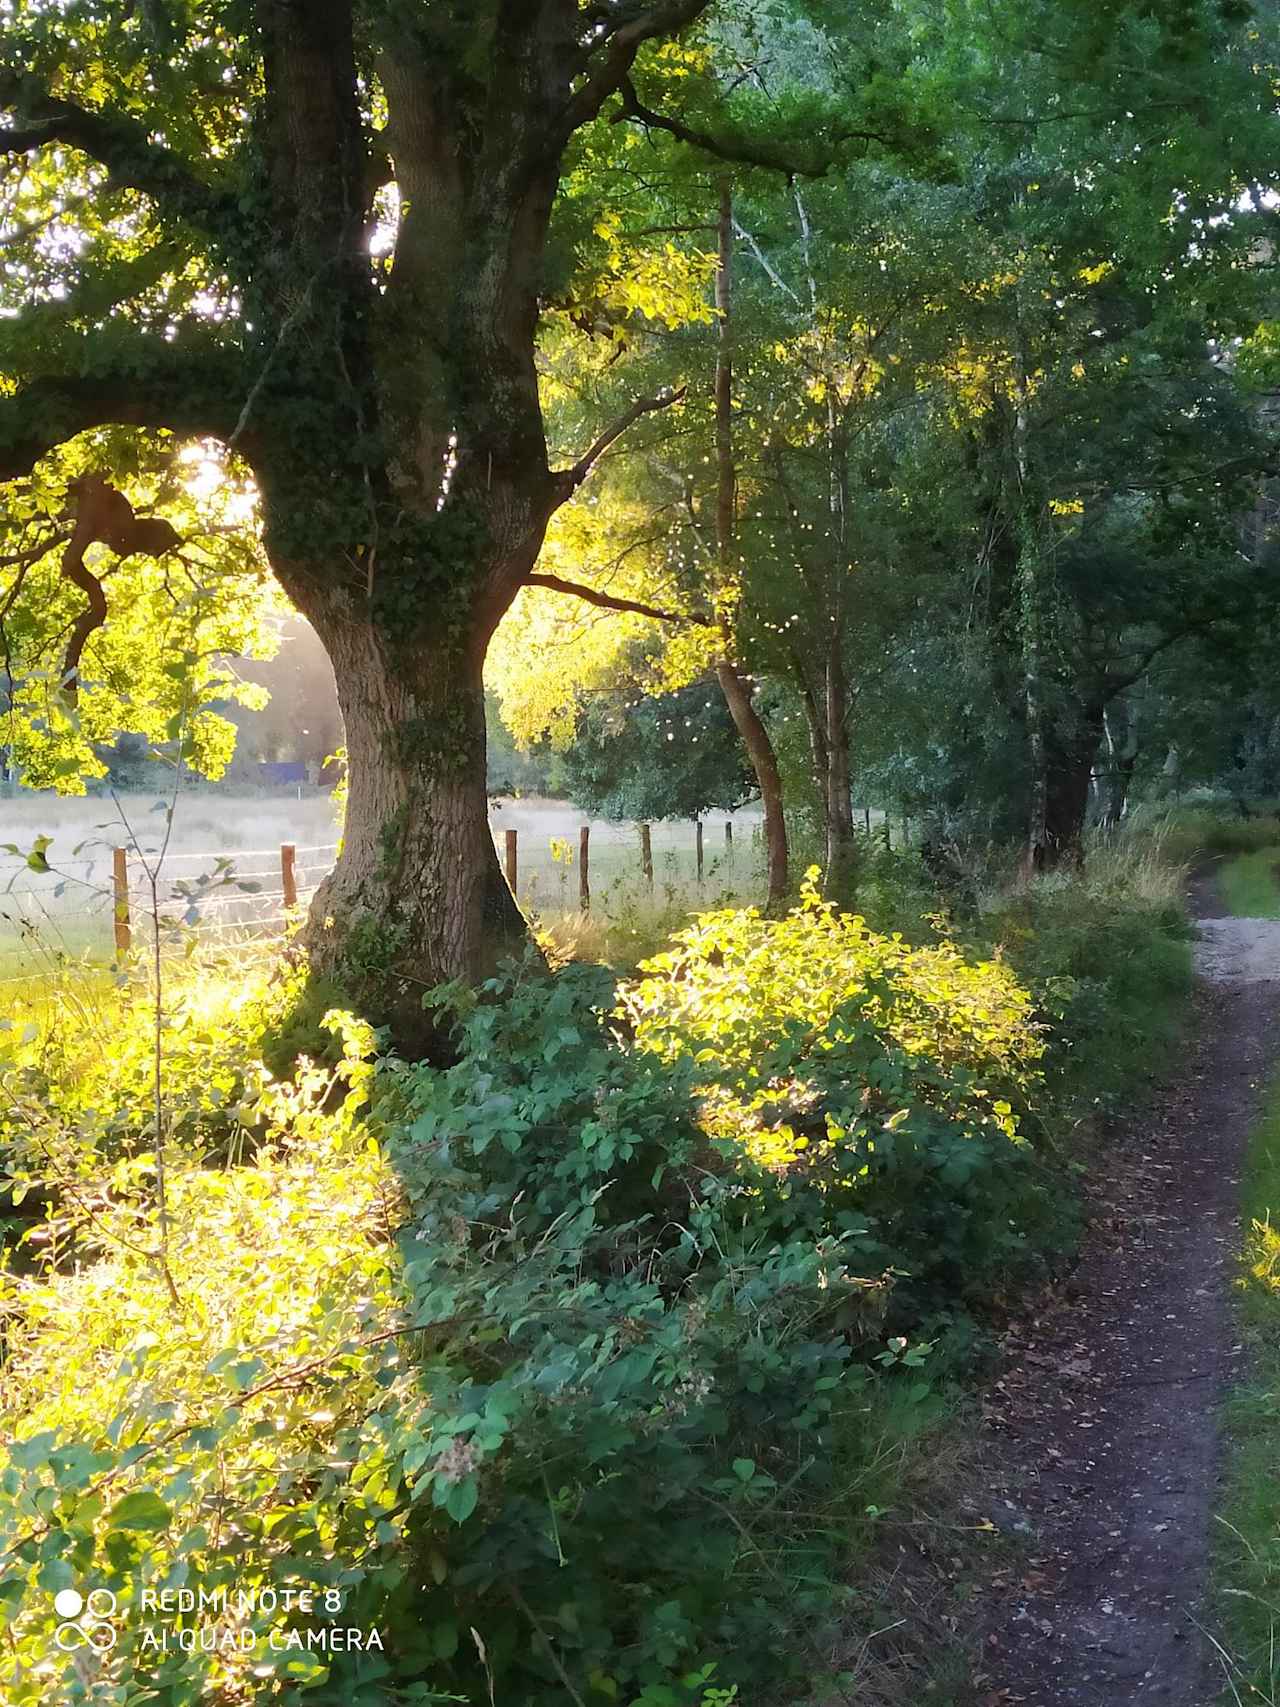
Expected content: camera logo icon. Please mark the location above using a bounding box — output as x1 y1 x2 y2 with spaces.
54 1587 118 1652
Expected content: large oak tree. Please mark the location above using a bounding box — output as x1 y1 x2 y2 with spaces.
0 0 846 1045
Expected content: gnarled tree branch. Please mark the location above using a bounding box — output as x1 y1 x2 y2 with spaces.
0 337 249 480
552 385 687 501
562 0 713 137
59 476 182 700
0 72 233 228
525 571 712 626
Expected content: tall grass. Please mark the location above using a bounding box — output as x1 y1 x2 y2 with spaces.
1128 802 1280 868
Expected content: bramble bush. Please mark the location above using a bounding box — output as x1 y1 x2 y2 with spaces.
622 872 1056 1321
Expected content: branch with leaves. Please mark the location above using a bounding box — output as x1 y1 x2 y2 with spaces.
553 385 688 500
613 76 881 177
525 570 713 626
0 72 235 228
0 338 247 480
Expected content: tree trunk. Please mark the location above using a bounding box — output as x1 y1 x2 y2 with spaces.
1101 700 1138 829
715 659 788 908
1019 551 1051 876
1039 706 1105 870
823 639 857 898
290 588 529 1054
713 178 788 909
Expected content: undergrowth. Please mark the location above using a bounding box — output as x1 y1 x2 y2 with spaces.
1139 803 1280 868
0 834 1198 1707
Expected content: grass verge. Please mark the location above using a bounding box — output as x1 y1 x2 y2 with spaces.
1213 1073 1280 1705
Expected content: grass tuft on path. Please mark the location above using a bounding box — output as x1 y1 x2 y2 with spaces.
1219 847 1280 920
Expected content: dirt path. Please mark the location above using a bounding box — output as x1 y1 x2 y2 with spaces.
978 877 1280 1705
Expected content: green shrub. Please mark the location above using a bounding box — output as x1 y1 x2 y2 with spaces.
620 871 1060 1321
984 879 1192 1118
0 1016 412 1707
1134 802 1280 866
381 960 892 1701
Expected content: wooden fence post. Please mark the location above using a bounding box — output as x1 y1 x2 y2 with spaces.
639 822 653 887
112 846 131 958
724 820 733 856
579 824 590 912
281 842 297 909
504 828 518 896
695 818 704 882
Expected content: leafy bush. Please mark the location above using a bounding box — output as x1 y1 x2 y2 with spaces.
380 962 890 1701
0 1017 414 1706
0 956 920 1707
621 872 1057 1320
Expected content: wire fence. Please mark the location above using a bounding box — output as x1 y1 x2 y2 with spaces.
0 809 765 983
0 839 337 984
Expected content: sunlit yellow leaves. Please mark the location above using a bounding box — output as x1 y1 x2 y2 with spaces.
591 212 717 330
487 492 710 748
646 38 713 79
623 868 1043 1175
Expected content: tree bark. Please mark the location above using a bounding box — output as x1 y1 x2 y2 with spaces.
1101 699 1138 829
1039 705 1105 869
288 584 528 1053
713 178 788 908
715 659 788 907
823 638 857 898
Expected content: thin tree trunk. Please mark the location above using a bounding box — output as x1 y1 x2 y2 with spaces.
1011 315 1052 879
712 178 788 908
1101 700 1138 829
795 664 830 798
823 638 857 898
715 658 788 900
1020 540 1051 876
